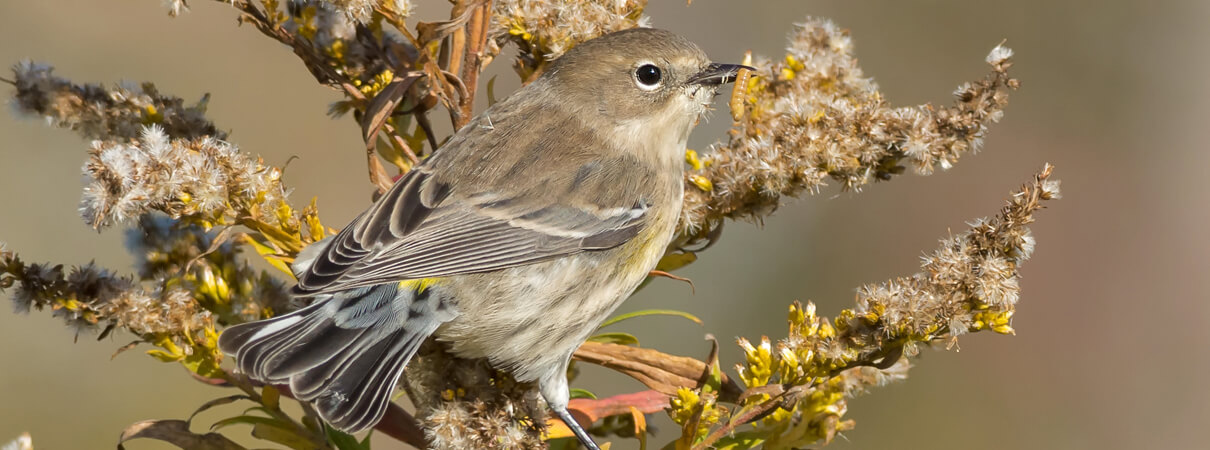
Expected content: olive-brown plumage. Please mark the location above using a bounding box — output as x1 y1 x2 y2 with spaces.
219 28 747 449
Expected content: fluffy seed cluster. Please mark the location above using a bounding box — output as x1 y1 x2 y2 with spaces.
679 18 1019 235
726 165 1058 446
316 0 412 22
2 215 291 381
1 432 32 450
425 397 543 450
849 164 1060 347
6 60 308 372
167 0 413 22
162 2 407 112
2 4 1058 448
492 0 648 75
0 246 212 340
285 1 410 118
404 342 548 450
9 61 223 143
226 0 412 120
283 1 358 44
80 125 287 230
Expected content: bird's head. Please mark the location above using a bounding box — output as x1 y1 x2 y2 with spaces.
539 28 751 162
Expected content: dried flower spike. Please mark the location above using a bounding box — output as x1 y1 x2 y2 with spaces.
9 61 223 143
492 0 649 78
679 18 1019 235
716 165 1058 448
80 125 286 230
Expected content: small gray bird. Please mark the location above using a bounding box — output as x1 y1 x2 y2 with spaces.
219 27 746 449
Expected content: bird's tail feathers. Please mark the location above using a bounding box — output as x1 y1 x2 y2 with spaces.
218 282 454 432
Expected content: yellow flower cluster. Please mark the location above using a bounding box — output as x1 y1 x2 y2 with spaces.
668 386 726 445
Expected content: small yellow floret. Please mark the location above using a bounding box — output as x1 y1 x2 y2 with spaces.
685 149 704 171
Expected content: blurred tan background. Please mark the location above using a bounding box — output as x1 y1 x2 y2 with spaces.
2 1 1206 448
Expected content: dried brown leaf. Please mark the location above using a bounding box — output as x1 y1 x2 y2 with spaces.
573 342 743 401
117 419 245 450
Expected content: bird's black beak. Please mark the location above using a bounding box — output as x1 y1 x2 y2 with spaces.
688 63 754 86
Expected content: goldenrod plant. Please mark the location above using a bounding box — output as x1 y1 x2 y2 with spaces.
0 1 1057 449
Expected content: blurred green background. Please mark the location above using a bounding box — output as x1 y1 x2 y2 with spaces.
1 1 1205 448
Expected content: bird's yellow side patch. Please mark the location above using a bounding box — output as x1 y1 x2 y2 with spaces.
399 278 441 293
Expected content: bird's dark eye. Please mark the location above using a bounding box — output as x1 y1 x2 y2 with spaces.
634 64 662 89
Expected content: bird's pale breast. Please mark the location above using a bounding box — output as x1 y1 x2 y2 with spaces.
432 188 681 383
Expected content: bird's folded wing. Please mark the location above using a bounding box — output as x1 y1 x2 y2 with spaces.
293 167 649 295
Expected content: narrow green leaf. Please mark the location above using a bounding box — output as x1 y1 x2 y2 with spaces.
587 332 640 346
486 76 500 106
705 335 723 393
600 309 703 328
655 251 697 272
326 424 372 450
570 388 597 400
210 414 280 431
188 395 251 426
146 349 182 362
261 385 281 411
252 422 317 450
242 234 294 276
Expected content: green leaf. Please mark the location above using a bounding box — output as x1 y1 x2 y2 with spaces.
599 309 703 328
486 76 500 106
188 395 252 426
655 251 697 272
261 385 281 411
210 414 281 431
548 437 578 450
326 424 372 450
242 234 295 276
587 332 640 346
570 388 597 400
182 347 224 378
704 335 723 393
252 421 317 450
240 406 277 417
146 349 182 362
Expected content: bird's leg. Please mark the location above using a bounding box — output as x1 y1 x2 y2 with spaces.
552 406 601 450
541 360 601 449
